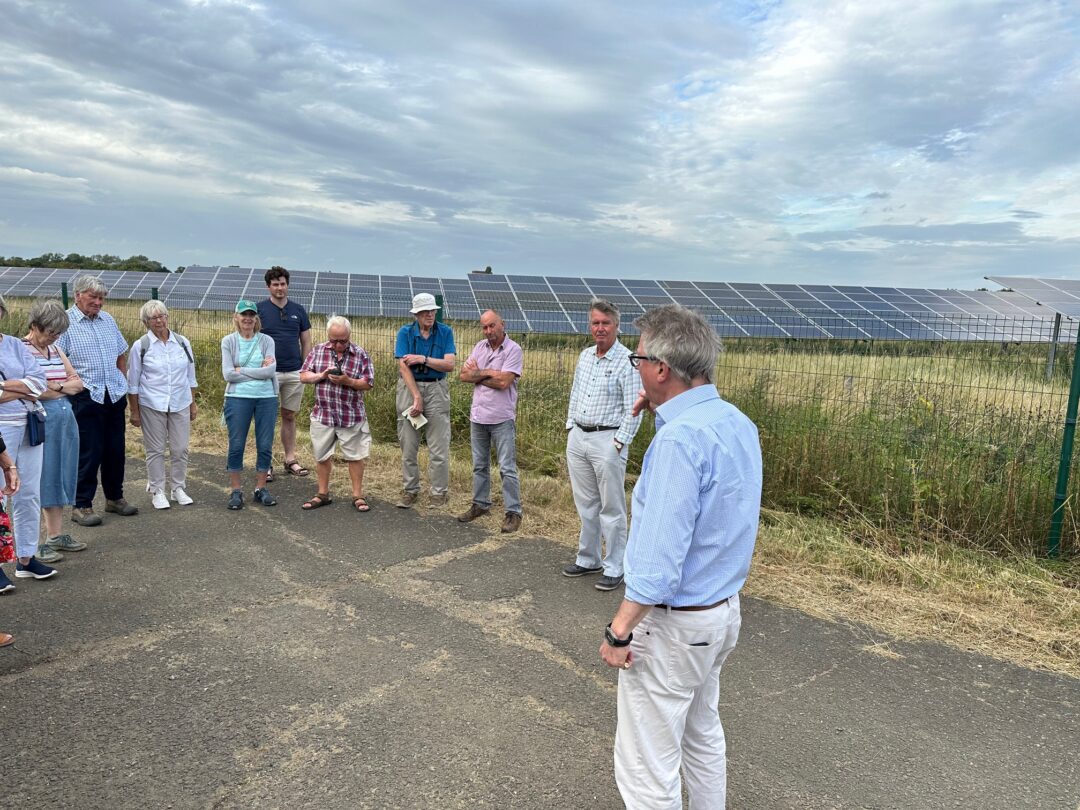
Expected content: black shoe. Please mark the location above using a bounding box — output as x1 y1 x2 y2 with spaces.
595 574 624 591
253 488 277 506
227 489 244 510
562 563 603 578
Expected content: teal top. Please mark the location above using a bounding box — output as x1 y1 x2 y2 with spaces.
231 335 275 399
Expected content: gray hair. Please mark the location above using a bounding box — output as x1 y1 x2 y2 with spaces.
73 274 108 297
634 304 721 385
589 299 620 327
28 299 70 335
326 315 351 334
139 299 169 325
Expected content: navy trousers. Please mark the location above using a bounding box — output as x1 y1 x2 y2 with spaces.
70 389 127 508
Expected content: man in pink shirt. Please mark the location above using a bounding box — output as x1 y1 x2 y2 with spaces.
457 310 524 533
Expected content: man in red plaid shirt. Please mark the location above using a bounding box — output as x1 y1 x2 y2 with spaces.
298 316 375 512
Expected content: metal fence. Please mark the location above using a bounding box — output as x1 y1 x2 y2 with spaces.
1 289 1075 555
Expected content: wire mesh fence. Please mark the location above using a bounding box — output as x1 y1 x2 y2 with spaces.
1 289 1075 555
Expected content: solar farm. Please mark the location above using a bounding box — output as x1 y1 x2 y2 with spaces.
0 264 1077 554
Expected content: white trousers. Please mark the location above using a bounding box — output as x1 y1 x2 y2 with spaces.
140 407 191 495
615 596 742 810
566 426 629 576
0 422 44 559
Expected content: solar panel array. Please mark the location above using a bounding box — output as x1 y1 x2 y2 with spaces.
0 264 1058 343
987 276 1080 319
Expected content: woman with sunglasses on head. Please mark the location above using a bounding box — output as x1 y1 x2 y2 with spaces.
23 299 85 562
220 300 278 511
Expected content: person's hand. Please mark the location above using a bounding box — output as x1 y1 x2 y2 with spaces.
3 466 20 496
631 389 655 417
410 395 424 417
262 356 274 367
403 354 426 367
327 372 347 386
189 402 198 422
462 357 478 373
130 412 142 428
600 641 633 670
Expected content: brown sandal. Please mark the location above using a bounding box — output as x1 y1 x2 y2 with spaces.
352 497 371 513
0 632 14 648
285 460 310 477
302 493 332 510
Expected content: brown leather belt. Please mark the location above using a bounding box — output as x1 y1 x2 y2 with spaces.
655 597 730 612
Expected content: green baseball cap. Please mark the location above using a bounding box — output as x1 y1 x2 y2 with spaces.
235 299 258 314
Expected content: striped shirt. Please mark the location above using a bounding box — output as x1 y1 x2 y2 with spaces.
623 385 762 607
24 341 67 385
57 306 129 403
564 339 643 447
301 341 374 427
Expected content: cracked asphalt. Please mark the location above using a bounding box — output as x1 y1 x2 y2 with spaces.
1 453 1077 809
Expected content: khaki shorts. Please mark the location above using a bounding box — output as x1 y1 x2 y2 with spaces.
277 371 304 412
310 419 371 462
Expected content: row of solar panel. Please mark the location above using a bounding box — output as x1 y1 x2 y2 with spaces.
0 265 1059 342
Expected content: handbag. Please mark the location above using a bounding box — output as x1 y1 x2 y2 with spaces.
25 407 45 446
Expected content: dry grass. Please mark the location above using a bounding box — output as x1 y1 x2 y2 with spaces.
165 417 1080 680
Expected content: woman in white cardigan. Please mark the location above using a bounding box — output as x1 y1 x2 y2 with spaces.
220 300 279 510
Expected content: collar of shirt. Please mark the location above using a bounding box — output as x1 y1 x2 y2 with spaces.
70 306 97 323
654 384 719 430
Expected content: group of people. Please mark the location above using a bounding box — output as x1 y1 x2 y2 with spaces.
0 266 764 808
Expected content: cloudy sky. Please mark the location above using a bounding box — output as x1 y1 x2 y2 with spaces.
0 0 1077 288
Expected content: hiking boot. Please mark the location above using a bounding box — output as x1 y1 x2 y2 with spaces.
71 507 102 527
457 503 490 523
501 513 522 534
50 534 87 552
562 563 603 578
396 491 419 509
105 499 138 516
428 493 448 508
36 543 64 564
253 488 277 506
595 574 624 591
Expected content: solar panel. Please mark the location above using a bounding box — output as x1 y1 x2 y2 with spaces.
987 276 1080 319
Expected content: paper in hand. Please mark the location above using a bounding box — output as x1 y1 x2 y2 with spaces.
402 408 428 429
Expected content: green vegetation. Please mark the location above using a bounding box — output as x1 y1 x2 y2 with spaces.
1 296 1074 556
0 252 173 273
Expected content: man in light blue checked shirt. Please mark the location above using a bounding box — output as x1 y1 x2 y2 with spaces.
561 300 643 591
599 304 762 809
57 275 139 525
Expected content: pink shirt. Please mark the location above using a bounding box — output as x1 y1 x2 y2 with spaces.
467 336 523 424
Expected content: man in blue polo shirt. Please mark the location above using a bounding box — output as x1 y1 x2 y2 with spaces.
257 266 312 479
394 292 456 508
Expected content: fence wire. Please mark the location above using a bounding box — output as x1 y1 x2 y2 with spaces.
1 291 1074 555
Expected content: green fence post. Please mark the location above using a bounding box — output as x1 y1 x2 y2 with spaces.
1047 320 1080 558
151 287 159 301
61 282 69 309
435 293 444 323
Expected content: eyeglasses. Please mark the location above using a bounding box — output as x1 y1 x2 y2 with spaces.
328 338 350 345
628 354 661 369
147 314 168 322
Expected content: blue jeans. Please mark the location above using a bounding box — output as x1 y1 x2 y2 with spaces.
470 419 521 515
224 396 278 473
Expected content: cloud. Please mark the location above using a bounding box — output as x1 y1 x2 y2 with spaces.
0 0 1076 288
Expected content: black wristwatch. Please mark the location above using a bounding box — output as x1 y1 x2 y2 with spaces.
605 623 632 647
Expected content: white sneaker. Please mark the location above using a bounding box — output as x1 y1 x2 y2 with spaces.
171 487 194 506
152 491 171 510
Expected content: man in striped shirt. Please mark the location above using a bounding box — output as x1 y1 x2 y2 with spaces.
599 304 762 809
561 300 643 591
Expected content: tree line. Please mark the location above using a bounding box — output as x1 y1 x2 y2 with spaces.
0 253 176 273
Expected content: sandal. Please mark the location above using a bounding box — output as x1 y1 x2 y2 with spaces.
285 460 310 477
352 497 371 513
0 632 13 648
266 465 274 482
302 493 332 510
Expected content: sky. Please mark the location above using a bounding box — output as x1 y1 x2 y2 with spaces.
0 0 1077 289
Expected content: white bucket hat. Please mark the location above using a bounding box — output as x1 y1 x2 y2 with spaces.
410 292 440 314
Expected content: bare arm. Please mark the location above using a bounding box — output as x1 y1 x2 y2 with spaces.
299 329 313 361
